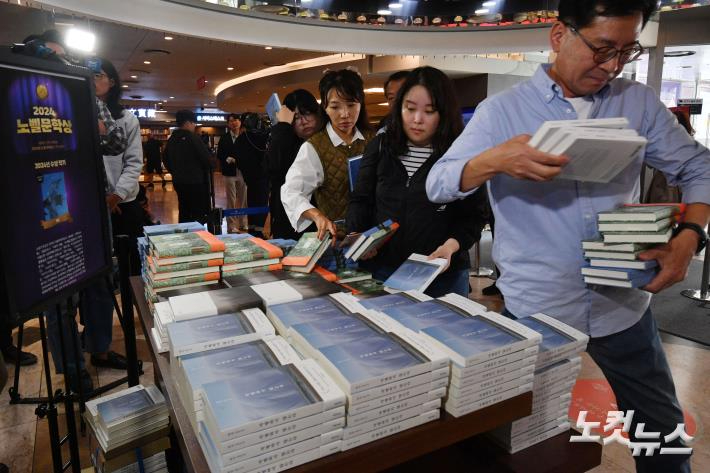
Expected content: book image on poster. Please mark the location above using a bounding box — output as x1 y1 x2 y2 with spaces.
39 171 72 229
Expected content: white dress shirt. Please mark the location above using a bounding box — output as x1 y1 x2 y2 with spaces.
281 122 366 232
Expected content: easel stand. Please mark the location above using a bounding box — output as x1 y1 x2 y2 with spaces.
7 236 141 472
681 248 710 302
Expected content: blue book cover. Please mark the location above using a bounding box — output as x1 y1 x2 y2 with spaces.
319 335 422 383
202 366 316 432
265 93 281 123
96 389 154 424
167 313 252 349
347 155 363 192
382 300 465 331
144 222 203 237
270 296 348 328
628 268 657 287
182 342 278 390
422 317 522 358
515 318 574 352
358 293 417 312
590 259 658 271
384 259 441 292
291 315 378 349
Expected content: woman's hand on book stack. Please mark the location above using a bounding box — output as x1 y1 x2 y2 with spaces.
428 238 460 271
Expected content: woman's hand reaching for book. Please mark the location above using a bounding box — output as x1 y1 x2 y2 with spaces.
304 208 337 244
428 238 460 271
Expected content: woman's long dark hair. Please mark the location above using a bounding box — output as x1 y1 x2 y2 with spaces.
98 57 123 120
318 69 370 133
386 66 463 157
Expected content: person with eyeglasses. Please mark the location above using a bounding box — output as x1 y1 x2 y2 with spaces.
265 89 322 239
427 1 709 472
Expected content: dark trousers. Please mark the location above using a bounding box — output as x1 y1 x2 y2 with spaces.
0 315 12 351
504 307 690 473
174 182 210 224
112 199 144 276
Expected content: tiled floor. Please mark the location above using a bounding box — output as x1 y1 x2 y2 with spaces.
1 173 707 472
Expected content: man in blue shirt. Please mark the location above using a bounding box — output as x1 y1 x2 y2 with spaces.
427 1 710 471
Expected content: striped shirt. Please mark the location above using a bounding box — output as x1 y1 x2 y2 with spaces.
399 144 433 178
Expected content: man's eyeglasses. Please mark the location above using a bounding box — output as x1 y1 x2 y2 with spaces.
567 24 644 65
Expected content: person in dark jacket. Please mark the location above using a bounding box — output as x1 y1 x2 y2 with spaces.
163 110 213 223
265 89 322 239
217 113 248 232
234 113 269 236
348 67 488 297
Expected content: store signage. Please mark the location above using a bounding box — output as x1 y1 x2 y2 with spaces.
197 114 226 122
677 98 703 115
127 108 157 119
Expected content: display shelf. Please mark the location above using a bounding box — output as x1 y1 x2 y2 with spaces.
130 276 601 473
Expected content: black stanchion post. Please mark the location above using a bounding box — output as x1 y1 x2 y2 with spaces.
116 235 140 386
54 299 81 472
37 313 63 473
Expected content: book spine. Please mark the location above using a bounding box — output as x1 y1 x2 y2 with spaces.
450 346 539 378
450 355 536 387
348 368 448 405
246 442 341 473
151 258 222 273
445 382 533 418
340 410 440 451
451 363 535 391
342 400 440 440
149 272 220 289
346 393 442 428
347 386 446 417
448 375 535 404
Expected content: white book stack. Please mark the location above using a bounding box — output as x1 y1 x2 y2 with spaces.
85 385 170 455
197 359 345 473
581 204 681 288
173 335 302 429
151 302 174 354
529 117 646 183
269 293 447 452
488 313 589 453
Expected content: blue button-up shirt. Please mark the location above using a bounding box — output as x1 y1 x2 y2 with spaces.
427 64 710 338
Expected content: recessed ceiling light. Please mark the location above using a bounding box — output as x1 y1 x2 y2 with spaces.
364 87 385 94
475 8 490 15
227 67 234 71
130 75 138 79
204 80 208 83
210 101 215 104
389 3 402 8
164 35 173 40
264 46 273 50
157 102 162 104
169 96 175 99
143 60 151 64
122 85 128 88
377 9 392 15
65 28 96 53
482 1 497 7
377 102 389 106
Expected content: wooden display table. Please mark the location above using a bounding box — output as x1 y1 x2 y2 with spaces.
130 277 601 473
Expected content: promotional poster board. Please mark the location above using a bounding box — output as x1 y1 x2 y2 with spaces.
0 50 112 320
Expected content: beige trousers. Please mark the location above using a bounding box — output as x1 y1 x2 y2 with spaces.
224 172 248 232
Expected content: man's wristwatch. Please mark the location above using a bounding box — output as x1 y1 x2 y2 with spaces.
673 222 708 255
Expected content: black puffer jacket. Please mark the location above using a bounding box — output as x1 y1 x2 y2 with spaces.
347 133 488 273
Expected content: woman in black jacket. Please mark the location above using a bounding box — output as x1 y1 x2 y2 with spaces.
348 67 488 297
265 89 321 239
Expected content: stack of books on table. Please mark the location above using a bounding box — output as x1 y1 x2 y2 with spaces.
85 385 170 473
529 117 647 183
173 335 302 429
338 277 385 296
353 293 542 418
488 313 588 453
197 359 345 473
343 220 400 262
281 232 331 273
267 238 297 255
581 204 683 288
219 235 284 278
249 275 344 307
139 222 205 270
144 230 225 301
268 293 448 451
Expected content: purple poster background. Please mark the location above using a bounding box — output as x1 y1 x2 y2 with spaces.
0 63 110 315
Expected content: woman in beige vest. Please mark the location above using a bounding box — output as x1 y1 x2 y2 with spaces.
281 69 374 241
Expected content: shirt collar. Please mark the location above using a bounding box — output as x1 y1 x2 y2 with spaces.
326 121 364 147
230 130 239 140
533 63 611 103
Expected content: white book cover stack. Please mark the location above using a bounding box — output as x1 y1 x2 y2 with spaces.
581 204 681 288
196 358 345 473
85 385 170 461
269 292 447 451
354 293 542 418
151 301 174 354
529 117 646 183
487 313 588 453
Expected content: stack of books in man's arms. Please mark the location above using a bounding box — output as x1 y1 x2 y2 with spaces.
529 117 646 183
581 204 684 288
197 359 345 473
143 230 225 301
219 235 284 278
488 313 588 453
353 293 541 418
266 293 447 451
85 385 170 473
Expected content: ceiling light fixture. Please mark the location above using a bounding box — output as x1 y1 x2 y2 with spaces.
227 67 234 71
475 8 490 15
169 96 175 99
364 87 385 94
265 46 273 50
377 9 392 15
164 35 173 40
122 85 128 88
389 2 402 8
130 75 138 79
65 28 96 53
482 1 497 7
143 60 151 64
